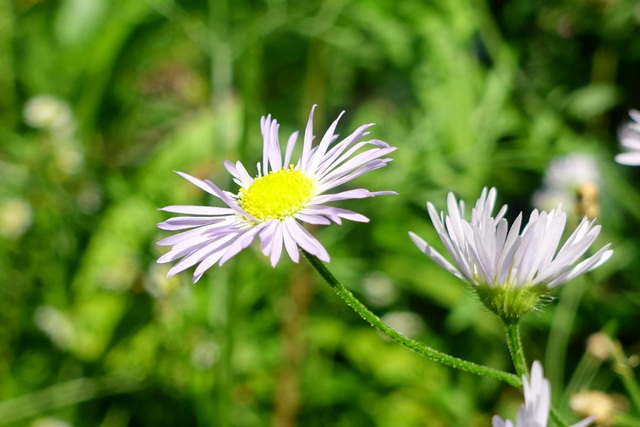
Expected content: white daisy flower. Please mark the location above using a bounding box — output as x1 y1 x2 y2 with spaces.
492 361 595 427
409 188 612 318
532 153 600 219
23 95 73 130
157 105 397 282
615 109 640 166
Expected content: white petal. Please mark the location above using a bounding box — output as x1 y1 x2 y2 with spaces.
569 415 596 427
408 232 466 281
615 152 640 165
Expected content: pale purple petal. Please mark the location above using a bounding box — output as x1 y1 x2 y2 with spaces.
306 110 345 173
282 219 300 263
269 223 284 266
315 136 386 179
219 224 266 266
167 233 237 277
299 104 317 170
318 146 397 186
318 159 394 191
259 220 279 256
285 219 330 262
175 171 223 197
160 205 236 215
310 188 392 204
158 217 219 231
283 131 299 168
203 178 257 220
491 416 510 427
293 212 332 225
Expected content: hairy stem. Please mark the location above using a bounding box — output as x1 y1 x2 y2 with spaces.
302 251 521 387
503 320 569 427
503 320 528 378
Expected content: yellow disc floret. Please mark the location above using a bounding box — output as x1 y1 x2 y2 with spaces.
239 166 315 221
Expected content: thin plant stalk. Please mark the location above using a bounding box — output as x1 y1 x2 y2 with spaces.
545 281 586 393
502 320 569 427
611 339 640 413
503 320 529 378
0 374 144 425
615 413 640 427
302 250 521 387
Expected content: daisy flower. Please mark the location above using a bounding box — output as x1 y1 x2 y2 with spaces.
157 105 397 282
615 109 640 166
532 153 600 219
409 188 612 319
492 361 595 427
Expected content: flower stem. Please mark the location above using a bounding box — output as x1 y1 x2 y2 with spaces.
550 407 570 427
302 251 521 387
503 320 529 378
610 338 640 414
503 320 569 427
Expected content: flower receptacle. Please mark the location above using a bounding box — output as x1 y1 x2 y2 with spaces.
475 283 547 321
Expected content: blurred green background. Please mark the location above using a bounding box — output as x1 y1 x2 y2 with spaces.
1 0 640 425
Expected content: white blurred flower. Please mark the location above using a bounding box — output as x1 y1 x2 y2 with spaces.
363 271 398 307
30 417 73 427
53 141 84 175
191 339 220 371
144 263 181 298
615 110 640 166
533 153 600 219
34 306 76 351
380 311 425 339
492 361 595 427
571 391 625 426
76 183 102 215
23 95 73 130
409 188 612 319
586 332 612 361
98 256 139 292
0 197 33 239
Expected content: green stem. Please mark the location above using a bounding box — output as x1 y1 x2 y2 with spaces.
544 281 585 393
611 340 640 414
503 320 569 427
0 374 144 425
503 320 528 378
550 407 570 427
615 413 640 427
302 251 521 387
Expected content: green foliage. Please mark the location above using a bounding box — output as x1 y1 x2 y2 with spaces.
1 0 639 425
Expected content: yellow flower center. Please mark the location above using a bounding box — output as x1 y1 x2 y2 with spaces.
239 167 315 221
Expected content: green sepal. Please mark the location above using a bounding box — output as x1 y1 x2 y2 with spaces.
475 283 547 321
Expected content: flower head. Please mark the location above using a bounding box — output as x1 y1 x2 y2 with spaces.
533 153 600 219
409 188 612 319
23 95 73 131
615 110 640 166
492 361 595 427
157 106 396 282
